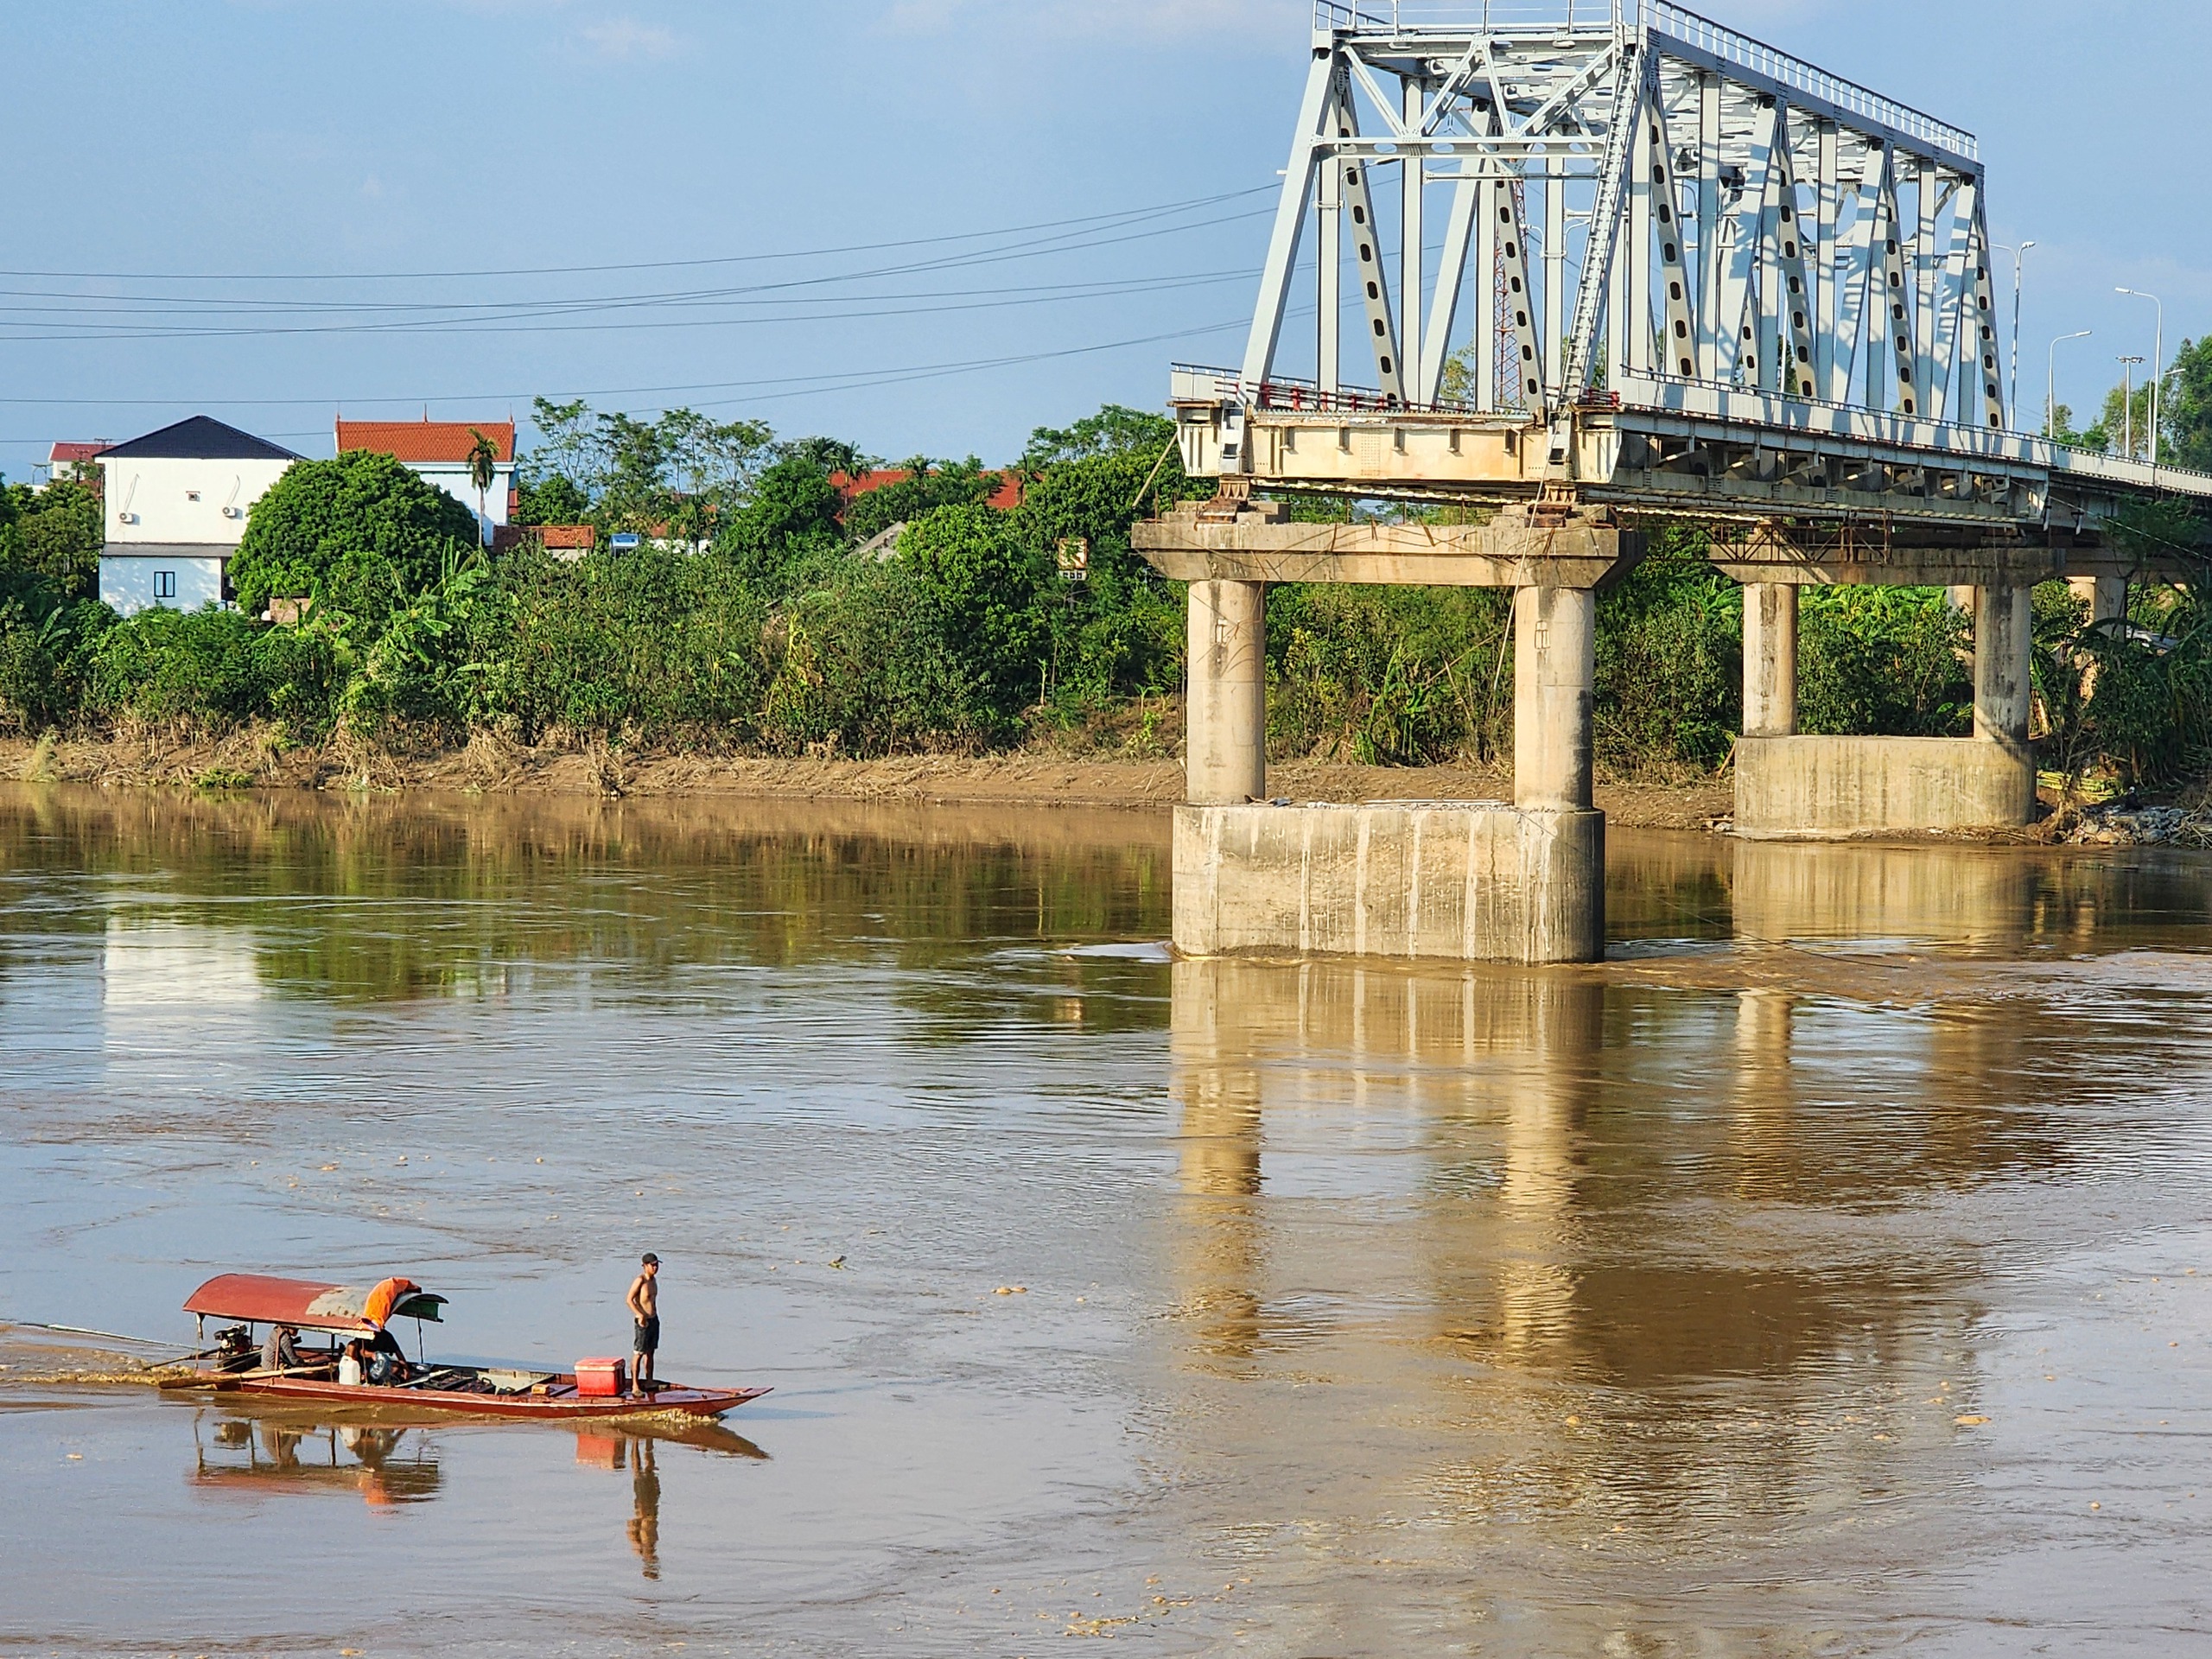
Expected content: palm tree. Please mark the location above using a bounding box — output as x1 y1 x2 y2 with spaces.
465 428 498 547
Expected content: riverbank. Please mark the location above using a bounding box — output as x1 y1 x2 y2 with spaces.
1 728 1736 830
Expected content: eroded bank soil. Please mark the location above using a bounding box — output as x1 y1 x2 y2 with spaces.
0 729 1735 831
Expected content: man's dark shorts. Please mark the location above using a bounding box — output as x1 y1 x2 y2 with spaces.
633 1315 660 1356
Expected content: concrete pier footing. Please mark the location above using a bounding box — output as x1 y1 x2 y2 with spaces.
1173 801 1605 964
1733 735 2036 836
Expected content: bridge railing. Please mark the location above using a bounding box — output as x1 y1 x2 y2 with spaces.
1310 0 1978 162
1314 2 1621 35
1641 1 1978 161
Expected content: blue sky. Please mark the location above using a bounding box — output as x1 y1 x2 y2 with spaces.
1 0 2205 480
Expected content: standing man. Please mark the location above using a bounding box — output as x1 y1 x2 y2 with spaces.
626 1253 661 1396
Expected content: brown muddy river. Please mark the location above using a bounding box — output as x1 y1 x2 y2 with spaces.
5 784 2212 1656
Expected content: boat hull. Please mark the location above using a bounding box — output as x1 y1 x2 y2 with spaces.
174 1373 766 1421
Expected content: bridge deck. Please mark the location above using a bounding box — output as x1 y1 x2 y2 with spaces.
1171 365 2212 547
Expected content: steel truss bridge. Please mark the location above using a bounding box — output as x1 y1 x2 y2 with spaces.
1149 0 2212 588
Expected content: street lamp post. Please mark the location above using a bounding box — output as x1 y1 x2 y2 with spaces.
2049 329 2092 440
1995 239 2035 422
2117 287 2164 467
2118 355 2145 458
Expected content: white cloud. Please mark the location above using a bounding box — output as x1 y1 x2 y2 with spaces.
578 15 677 58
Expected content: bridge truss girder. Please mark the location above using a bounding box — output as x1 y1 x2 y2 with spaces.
1246 3 1999 429
1197 1 2212 545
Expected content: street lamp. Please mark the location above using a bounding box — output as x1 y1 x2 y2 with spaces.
2116 287 2164 467
2118 355 2145 458
2048 329 2092 440
1994 239 2035 421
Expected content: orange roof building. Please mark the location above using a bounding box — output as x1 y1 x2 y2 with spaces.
335 416 518 539
830 467 1023 514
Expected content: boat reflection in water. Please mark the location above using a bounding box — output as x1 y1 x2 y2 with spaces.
191 1414 441 1508
188 1405 766 1574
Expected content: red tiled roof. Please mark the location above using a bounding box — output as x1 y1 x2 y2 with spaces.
830 467 1023 512
336 418 516 464
539 524 595 550
49 441 111 463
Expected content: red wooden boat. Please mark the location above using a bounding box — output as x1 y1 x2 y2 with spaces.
167 1273 767 1421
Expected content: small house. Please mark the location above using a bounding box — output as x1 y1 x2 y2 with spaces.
45 441 112 486
96 416 299 616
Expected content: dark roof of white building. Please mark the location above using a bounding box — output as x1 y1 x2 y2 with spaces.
100 416 299 462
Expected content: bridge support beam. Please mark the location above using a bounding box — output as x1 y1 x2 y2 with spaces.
1185 578 1268 806
1742 583 1798 738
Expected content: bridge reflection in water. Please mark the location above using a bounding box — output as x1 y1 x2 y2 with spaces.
1155 830 2202 1644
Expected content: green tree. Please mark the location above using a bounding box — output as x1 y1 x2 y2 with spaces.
717 456 844 586
2082 374 2154 460
780 435 875 475
1019 404 1175 468
896 502 1050 725
514 474 590 526
4 479 105 601
521 396 773 537
465 428 499 543
842 456 1001 545
2163 337 2212 473
229 451 481 624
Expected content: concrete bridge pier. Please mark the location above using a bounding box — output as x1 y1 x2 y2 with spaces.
1742 583 1798 739
1172 573 1607 966
1185 577 1268 805
1973 582 2034 766
1735 577 2037 837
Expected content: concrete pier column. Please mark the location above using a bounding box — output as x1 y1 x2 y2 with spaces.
2069 575 2126 625
1742 582 1798 737
1513 585 1597 810
1972 582 2033 755
1185 578 1268 805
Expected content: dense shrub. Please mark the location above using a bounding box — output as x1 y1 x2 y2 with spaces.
1593 533 1742 773
1798 587 1973 737
88 606 337 728
11 398 2209 795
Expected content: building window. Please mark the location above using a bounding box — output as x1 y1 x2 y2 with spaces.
153 570 177 599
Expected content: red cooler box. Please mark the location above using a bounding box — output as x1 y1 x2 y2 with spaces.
575 1357 627 1397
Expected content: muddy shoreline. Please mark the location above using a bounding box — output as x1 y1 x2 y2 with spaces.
1 729 1736 830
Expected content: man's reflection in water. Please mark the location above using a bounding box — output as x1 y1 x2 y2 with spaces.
257 1421 304 1470
627 1438 662 1580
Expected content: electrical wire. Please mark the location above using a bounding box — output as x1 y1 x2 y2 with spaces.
0 185 1276 284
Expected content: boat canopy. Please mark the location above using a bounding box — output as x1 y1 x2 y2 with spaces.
184 1274 448 1333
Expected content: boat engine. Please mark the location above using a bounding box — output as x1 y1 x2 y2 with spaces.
213 1325 254 1370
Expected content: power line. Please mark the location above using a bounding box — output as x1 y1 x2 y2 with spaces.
0 212 1273 345
0 313 1271 444
0 186 1275 284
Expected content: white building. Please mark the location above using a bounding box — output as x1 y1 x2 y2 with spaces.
96 416 299 616
335 417 516 543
